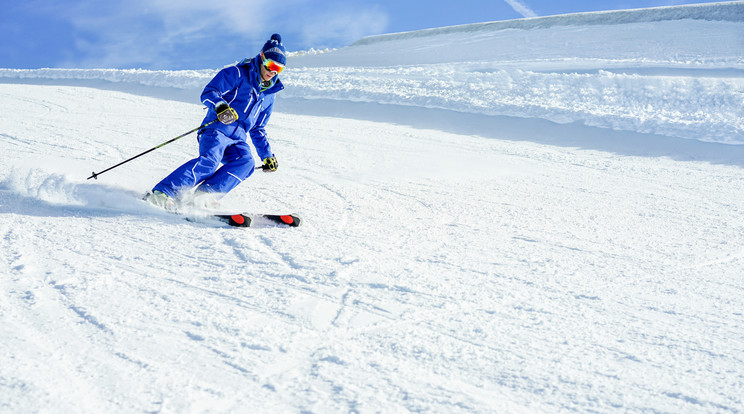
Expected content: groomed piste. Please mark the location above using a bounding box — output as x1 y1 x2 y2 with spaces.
1 2 743 412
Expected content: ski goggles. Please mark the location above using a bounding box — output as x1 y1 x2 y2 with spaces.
260 52 285 74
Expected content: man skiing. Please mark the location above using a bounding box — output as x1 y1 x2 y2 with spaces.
145 33 287 210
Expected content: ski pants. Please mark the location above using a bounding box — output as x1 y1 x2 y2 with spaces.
153 129 256 197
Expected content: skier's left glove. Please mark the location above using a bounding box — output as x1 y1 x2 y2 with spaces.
262 156 278 172
215 101 238 125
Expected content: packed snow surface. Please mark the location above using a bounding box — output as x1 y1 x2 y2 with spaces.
1 2 744 413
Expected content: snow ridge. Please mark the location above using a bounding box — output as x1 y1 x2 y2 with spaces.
282 65 744 144
0 68 214 90
353 1 744 46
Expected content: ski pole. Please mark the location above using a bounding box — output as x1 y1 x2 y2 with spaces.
87 119 218 180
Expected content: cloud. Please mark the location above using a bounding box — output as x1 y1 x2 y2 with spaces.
503 0 538 18
18 0 387 69
58 0 276 68
147 0 272 40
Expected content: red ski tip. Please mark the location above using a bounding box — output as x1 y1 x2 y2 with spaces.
279 215 294 225
231 214 246 225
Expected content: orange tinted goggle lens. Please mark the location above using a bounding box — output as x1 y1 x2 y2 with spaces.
261 53 284 74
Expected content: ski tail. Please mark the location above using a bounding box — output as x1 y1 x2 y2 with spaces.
262 214 302 227
216 214 252 227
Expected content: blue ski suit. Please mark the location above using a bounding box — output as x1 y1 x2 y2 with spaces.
153 55 284 197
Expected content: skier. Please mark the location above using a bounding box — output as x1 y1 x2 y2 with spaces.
145 33 287 210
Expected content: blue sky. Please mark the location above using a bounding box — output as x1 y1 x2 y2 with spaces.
0 0 726 70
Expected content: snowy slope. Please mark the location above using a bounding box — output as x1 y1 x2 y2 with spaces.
2 2 744 413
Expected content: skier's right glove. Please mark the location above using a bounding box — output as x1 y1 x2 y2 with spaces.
215 101 238 125
262 156 278 172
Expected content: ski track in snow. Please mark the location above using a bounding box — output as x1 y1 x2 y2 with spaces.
2 4 744 413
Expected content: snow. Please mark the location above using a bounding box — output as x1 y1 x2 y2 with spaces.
1 2 744 413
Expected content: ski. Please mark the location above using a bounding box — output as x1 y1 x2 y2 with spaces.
212 213 302 228
142 192 301 228
213 214 252 227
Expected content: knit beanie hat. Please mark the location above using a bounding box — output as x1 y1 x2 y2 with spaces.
261 34 286 65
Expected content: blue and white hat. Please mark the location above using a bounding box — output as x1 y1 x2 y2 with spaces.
261 34 286 65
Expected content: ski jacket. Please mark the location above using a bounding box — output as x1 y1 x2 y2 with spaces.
200 55 284 160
